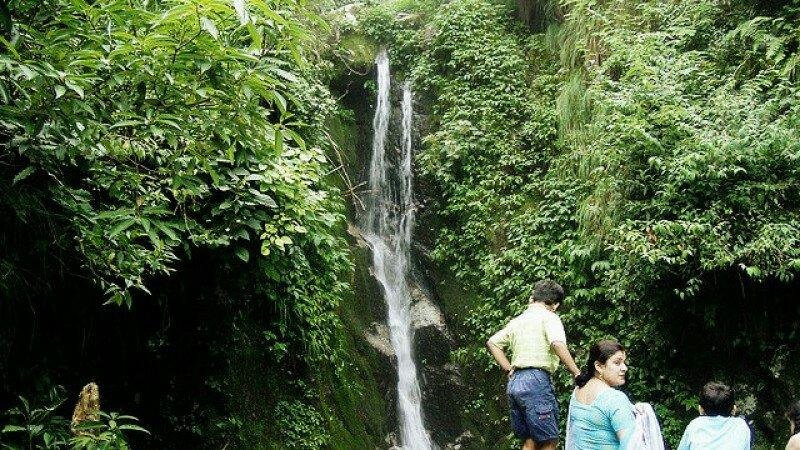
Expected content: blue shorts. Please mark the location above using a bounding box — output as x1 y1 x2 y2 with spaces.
506 367 559 442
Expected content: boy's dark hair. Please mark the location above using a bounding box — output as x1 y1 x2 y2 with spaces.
529 280 565 305
700 382 735 416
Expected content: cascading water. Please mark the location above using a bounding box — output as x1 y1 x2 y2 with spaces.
364 50 433 450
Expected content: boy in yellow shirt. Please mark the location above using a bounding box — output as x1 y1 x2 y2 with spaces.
487 280 580 450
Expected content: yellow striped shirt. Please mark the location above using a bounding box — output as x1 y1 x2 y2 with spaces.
488 304 567 373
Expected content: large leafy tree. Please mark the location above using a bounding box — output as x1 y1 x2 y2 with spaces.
1 1 356 446
1 0 347 314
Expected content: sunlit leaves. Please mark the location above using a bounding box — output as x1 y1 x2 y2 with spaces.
0 0 347 311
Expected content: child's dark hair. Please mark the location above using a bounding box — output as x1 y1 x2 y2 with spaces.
787 400 800 434
700 382 735 416
529 279 565 306
575 340 625 388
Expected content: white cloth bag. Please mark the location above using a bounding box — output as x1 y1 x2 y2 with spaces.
626 403 666 450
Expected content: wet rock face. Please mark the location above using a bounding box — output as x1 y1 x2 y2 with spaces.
359 250 469 447
419 362 466 444
354 210 469 447
411 301 451 366
410 277 467 446
364 322 394 358
338 67 470 449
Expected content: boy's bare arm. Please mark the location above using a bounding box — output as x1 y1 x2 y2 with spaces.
551 341 581 377
486 340 512 373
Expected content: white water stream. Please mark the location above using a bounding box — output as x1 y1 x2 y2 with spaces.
364 50 433 450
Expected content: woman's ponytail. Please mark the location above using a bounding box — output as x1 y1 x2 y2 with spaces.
575 363 593 388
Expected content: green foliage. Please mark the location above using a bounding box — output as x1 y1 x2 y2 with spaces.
558 0 800 308
361 0 800 447
69 413 148 450
556 2 800 442
1 390 70 450
0 392 146 450
1 1 368 447
274 400 330 449
357 0 434 72
0 0 345 307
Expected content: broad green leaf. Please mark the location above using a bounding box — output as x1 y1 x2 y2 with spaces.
154 221 180 241
284 128 306 151
109 219 136 238
246 21 262 50
271 67 299 83
64 80 84 99
17 64 35 80
275 129 283 153
110 120 143 129
118 424 150 433
270 91 287 113
96 209 133 220
12 166 35 184
0 35 20 59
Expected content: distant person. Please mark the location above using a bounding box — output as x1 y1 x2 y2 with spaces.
565 339 636 449
787 400 800 450
676 382 751 450
486 279 581 450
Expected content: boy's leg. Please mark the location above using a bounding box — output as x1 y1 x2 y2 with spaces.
509 377 534 449
519 370 560 446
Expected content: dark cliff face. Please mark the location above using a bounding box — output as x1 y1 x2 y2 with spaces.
330 63 476 448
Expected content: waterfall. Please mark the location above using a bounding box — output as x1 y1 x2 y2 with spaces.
364 50 433 450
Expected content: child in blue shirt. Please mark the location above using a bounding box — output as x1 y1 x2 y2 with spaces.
677 382 750 450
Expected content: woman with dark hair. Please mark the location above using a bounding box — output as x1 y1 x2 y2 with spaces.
566 339 636 449
787 400 800 450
